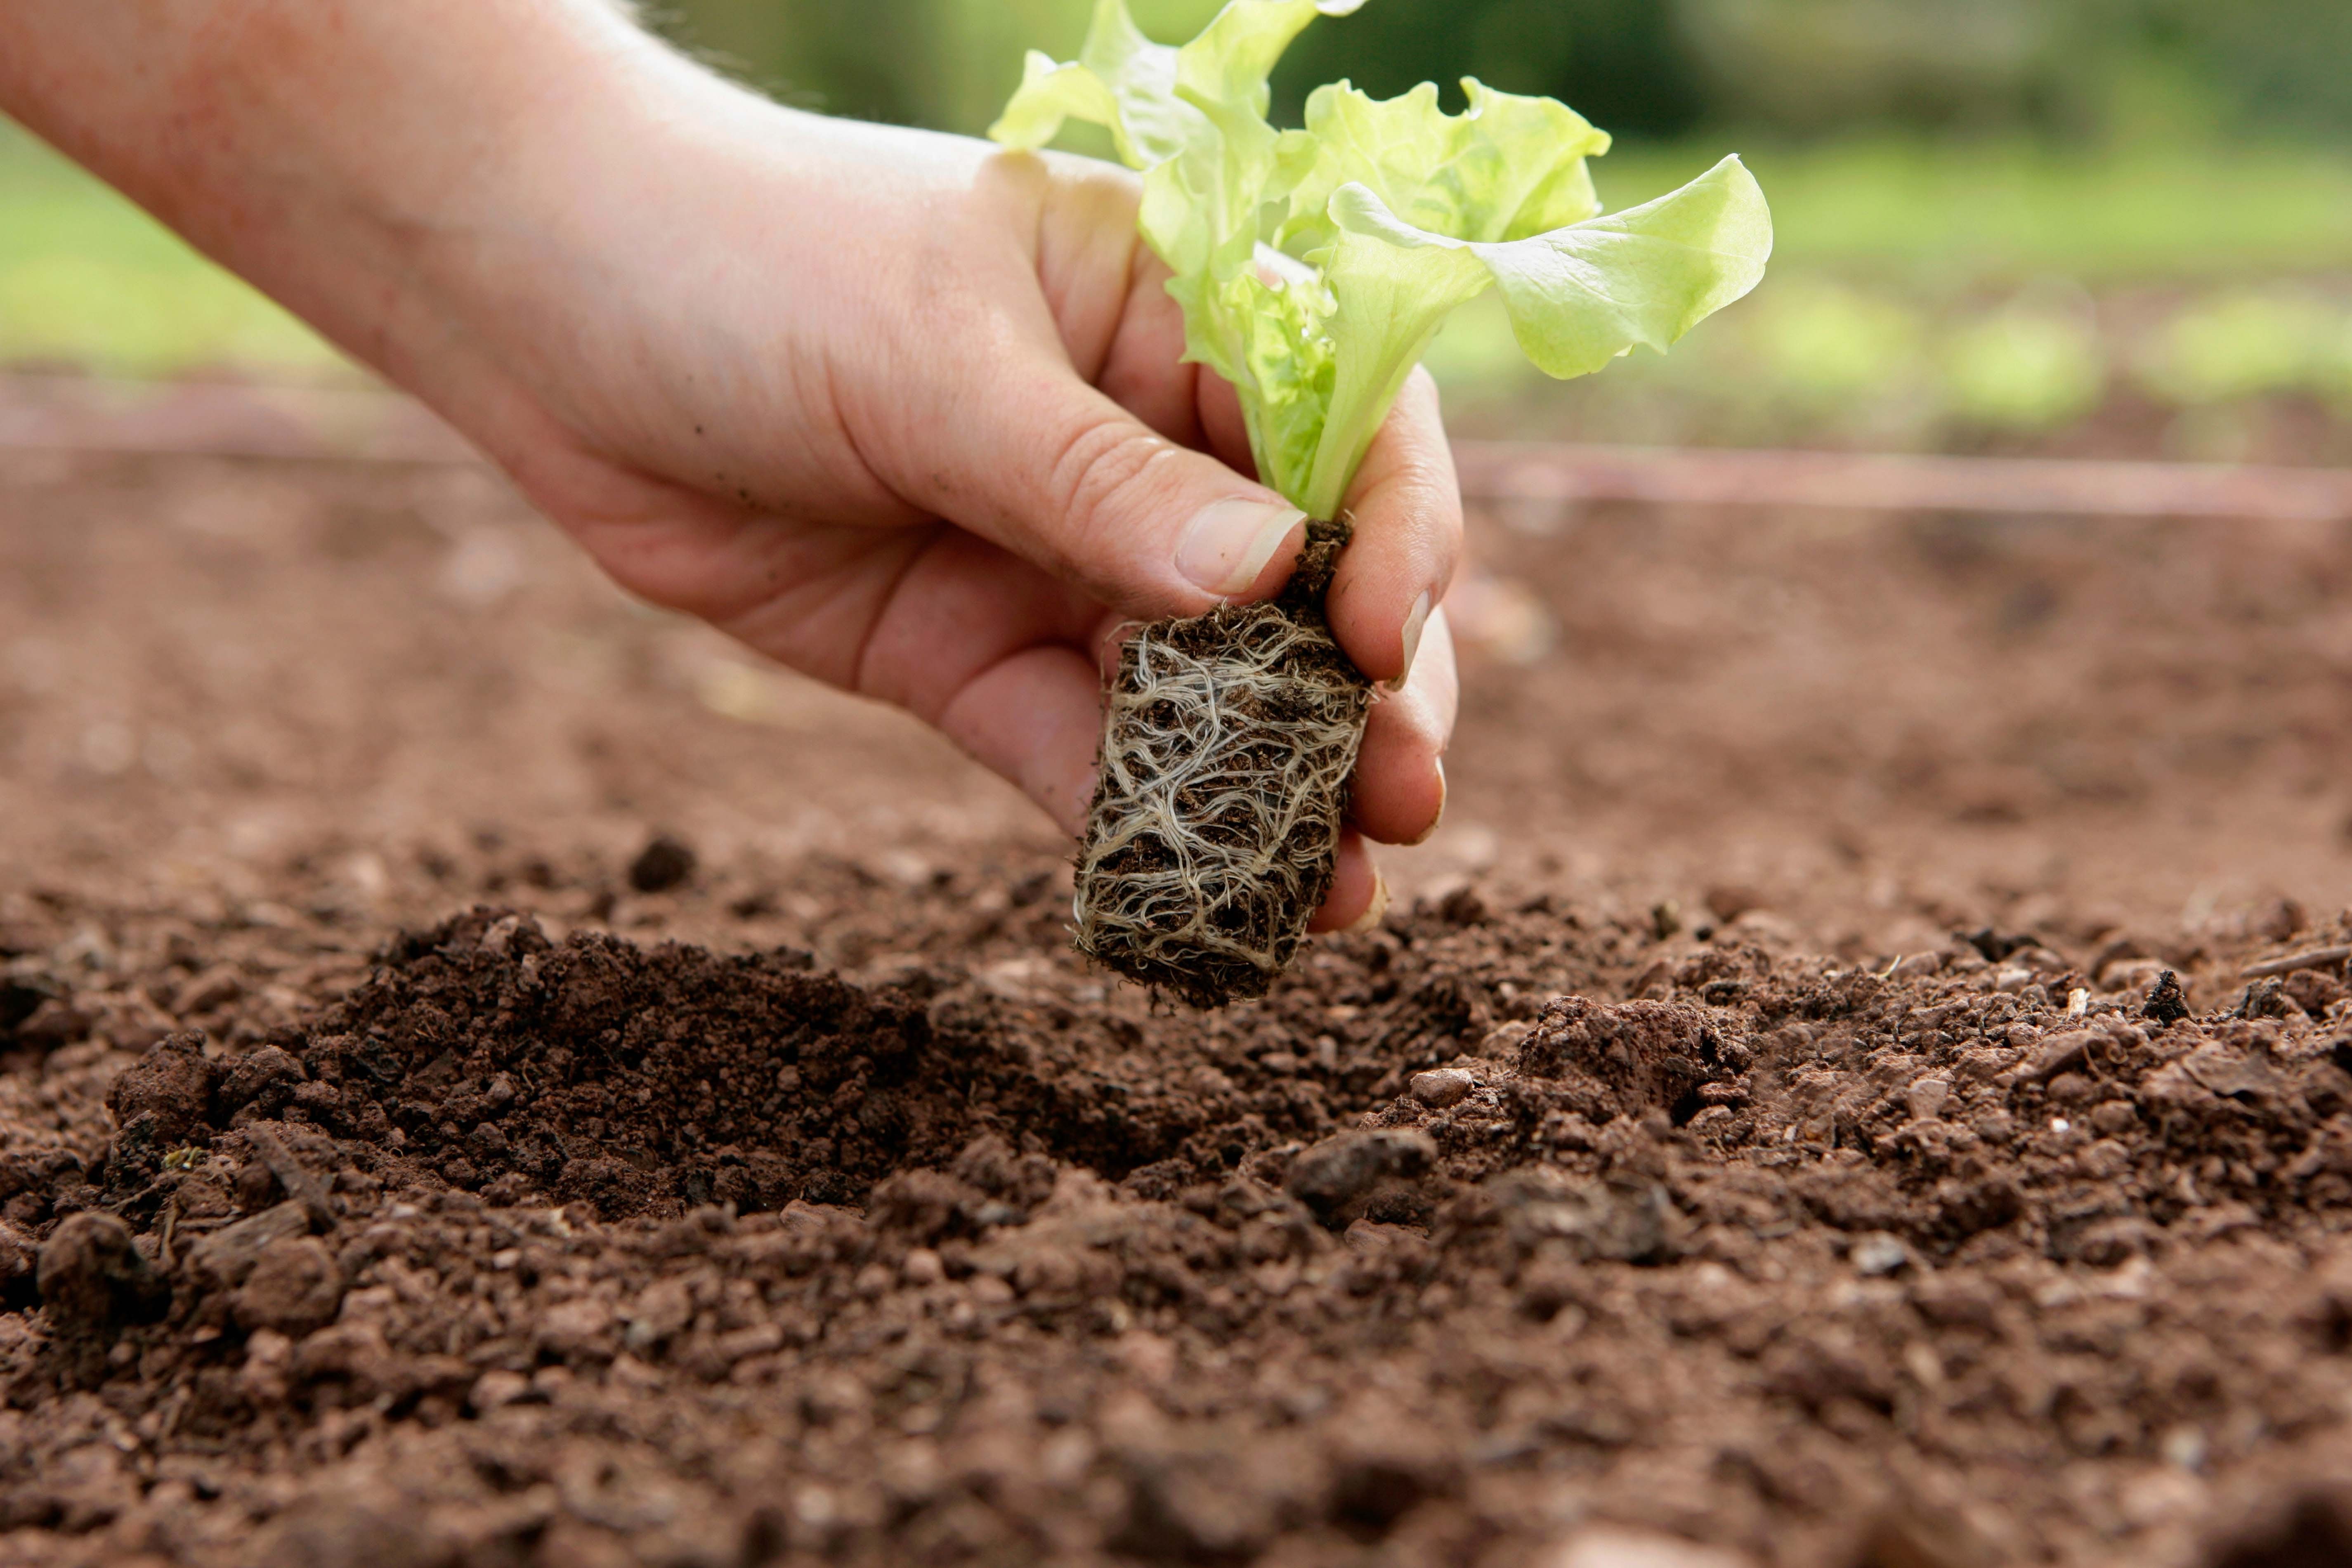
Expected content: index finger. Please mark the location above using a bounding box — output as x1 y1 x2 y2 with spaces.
1321 367 1460 688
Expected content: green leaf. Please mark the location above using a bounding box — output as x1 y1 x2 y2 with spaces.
991 7 1771 524
991 0 1356 279
1300 156 1771 515
1172 264 1336 498
1296 210 1491 517
1471 156 1776 380
987 0 1185 170
1279 78 1611 259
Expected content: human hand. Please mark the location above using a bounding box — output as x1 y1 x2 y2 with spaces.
492 89 1457 928
0 1 1457 928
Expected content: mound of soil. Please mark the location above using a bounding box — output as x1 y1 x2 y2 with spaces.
5 885 2352 1568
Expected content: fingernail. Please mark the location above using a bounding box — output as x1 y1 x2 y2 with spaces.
1177 498 1306 597
1384 590 1432 692
1341 867 1391 934
1405 758 1446 846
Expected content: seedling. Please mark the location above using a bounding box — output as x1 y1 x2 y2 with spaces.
994 0 1772 1005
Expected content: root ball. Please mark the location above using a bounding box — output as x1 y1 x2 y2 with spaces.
1074 529 1370 1007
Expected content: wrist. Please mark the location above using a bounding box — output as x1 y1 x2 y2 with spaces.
0 1 674 406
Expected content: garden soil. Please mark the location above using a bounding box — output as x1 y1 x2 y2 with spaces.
5 413 2352 1567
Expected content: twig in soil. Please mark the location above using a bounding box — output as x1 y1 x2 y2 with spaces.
240 1126 335 1231
2239 945 2352 979
184 1202 311 1288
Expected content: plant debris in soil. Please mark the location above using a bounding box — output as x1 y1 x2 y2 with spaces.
5 885 2352 1567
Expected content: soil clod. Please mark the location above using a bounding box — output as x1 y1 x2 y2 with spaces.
2145 968 2192 1026
104 1031 220 1147
627 831 698 893
1284 1128 1437 1226
35 1212 170 1370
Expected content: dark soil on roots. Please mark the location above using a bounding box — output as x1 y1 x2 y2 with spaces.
1075 520 1367 1008
7 395 2352 1566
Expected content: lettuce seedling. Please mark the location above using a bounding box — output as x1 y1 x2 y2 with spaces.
994 0 1771 520
994 0 1772 1006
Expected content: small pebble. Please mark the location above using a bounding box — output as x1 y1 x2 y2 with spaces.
1552 1526 1755 1568
1850 1234 1909 1277
1409 1068 1474 1109
902 1247 945 1287
1904 1076 1951 1122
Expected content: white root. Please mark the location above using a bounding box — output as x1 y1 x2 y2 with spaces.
1073 602 1370 1007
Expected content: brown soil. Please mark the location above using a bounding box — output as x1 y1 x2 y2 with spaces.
5 406 2352 1567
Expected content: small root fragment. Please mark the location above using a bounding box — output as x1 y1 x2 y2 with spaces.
1074 589 1370 1008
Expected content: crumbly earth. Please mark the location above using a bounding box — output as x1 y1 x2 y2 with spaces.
5 407 2352 1567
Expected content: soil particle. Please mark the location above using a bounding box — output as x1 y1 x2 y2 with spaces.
34 1211 169 1372
219 1046 306 1124
1408 1066 1475 1108
1282 1129 1437 1226
229 1237 343 1336
626 832 698 894
2145 968 2192 1030
103 1031 220 1146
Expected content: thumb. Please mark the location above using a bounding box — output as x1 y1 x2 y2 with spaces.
911 354 1308 619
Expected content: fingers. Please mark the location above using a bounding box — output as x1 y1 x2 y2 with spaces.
1308 829 1388 933
902 354 1310 626
1323 368 1461 688
1193 369 1257 483
851 156 1308 626
1350 605 1457 845
932 644 1104 837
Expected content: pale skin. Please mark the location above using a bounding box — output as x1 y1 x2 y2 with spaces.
0 0 1460 930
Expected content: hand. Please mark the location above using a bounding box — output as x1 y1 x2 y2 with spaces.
0 1 1458 928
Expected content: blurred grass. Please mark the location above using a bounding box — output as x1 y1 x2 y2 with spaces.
9 107 2352 463
0 122 347 378
1601 137 2352 281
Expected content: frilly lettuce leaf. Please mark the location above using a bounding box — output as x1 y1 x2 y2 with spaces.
1304 155 1771 516
1276 79 1611 258
989 0 1772 522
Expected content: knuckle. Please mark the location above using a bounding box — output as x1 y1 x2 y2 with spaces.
1044 413 1174 562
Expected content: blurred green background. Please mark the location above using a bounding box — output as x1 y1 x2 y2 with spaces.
7 0 2352 460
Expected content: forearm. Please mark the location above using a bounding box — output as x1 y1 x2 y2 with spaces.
0 0 671 422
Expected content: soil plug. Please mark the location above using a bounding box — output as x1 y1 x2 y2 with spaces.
1076 520 1367 1006
992 0 1772 1004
